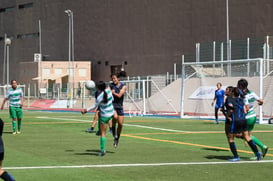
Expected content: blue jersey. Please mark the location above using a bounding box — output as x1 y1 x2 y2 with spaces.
214 89 225 108
109 82 125 109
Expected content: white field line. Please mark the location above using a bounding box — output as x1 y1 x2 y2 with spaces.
4 160 273 170
37 116 188 132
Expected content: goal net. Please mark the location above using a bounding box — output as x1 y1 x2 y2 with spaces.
181 58 273 124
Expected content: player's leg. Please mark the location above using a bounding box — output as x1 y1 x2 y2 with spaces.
108 119 113 134
9 107 17 134
214 106 219 124
243 131 262 160
228 133 240 161
98 116 112 156
16 107 23 134
87 110 99 133
247 117 268 157
114 109 124 148
111 111 118 138
0 158 15 181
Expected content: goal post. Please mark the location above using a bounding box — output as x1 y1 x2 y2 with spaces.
181 58 273 124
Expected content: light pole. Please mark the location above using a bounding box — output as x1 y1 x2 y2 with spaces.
5 37 11 85
65 9 74 108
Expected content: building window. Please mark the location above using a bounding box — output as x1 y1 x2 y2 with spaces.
79 69 87 77
18 3 33 9
42 69 50 77
55 69 62 75
17 33 39 39
0 6 16 13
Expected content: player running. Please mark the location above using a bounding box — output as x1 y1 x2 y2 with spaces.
226 87 262 162
237 78 268 158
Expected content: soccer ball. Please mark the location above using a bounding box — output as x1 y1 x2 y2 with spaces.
85 80 96 90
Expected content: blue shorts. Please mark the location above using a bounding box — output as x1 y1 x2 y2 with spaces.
115 108 124 116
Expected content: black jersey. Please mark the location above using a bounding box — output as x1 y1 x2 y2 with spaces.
109 82 125 109
0 119 4 154
229 97 246 122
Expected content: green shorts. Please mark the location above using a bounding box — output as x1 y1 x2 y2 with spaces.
246 116 256 131
9 106 23 119
99 116 113 124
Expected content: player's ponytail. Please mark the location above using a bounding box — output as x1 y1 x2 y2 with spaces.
96 81 107 103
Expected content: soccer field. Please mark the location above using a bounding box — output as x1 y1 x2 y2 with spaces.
1 110 273 181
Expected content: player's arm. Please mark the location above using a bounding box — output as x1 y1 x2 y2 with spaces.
211 95 216 106
257 99 263 105
0 98 8 110
81 95 102 114
20 95 24 107
112 85 126 98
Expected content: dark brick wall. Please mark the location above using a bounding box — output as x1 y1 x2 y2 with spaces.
1 0 273 82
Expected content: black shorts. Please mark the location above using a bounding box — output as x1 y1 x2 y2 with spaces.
115 108 124 116
0 152 4 161
230 119 248 134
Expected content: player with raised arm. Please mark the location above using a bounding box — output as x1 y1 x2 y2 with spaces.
110 73 126 148
81 81 114 156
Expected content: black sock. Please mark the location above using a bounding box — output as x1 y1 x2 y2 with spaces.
91 127 94 130
0 171 15 181
229 142 238 158
112 126 116 137
248 140 259 154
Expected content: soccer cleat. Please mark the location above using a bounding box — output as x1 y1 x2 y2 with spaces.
86 128 95 133
96 131 101 136
262 146 268 158
113 138 119 148
256 152 262 161
12 131 16 135
215 119 219 124
17 131 21 134
229 157 240 162
98 150 106 157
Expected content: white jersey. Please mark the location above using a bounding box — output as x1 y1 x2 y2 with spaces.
245 90 259 119
5 87 23 107
87 89 114 118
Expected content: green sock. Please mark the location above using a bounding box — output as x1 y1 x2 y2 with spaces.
100 136 106 151
12 120 17 132
18 120 22 131
251 135 266 150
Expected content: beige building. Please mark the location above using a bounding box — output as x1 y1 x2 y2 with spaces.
18 61 91 98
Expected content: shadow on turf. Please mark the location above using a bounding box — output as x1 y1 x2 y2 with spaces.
73 149 115 156
205 155 249 160
202 148 229 152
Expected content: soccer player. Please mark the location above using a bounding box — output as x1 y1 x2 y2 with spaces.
211 82 225 124
86 90 112 135
0 118 16 181
81 81 114 156
110 73 126 148
237 78 268 158
1 80 24 134
226 87 261 162
221 86 234 137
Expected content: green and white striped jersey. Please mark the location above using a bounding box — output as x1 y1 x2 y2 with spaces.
5 87 23 107
87 89 114 118
245 90 260 119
